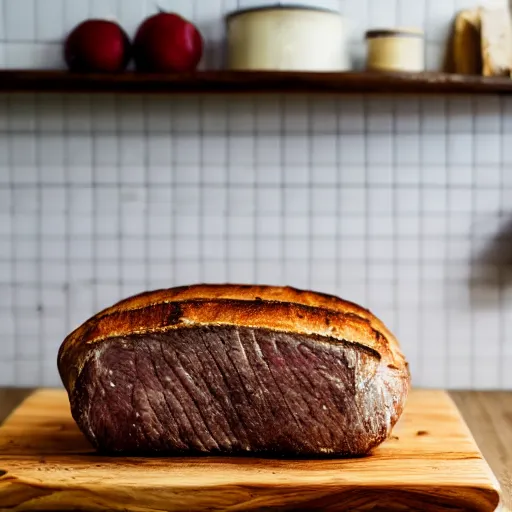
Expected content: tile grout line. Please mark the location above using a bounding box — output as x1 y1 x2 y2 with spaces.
7 93 17 385
35 92 43 385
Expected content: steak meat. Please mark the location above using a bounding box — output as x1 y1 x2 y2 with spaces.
58 285 410 456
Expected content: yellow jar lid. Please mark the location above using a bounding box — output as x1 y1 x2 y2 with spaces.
366 28 424 39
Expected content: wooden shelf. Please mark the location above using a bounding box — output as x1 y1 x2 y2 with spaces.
0 70 511 95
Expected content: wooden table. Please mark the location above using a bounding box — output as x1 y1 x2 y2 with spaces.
1 389 511 510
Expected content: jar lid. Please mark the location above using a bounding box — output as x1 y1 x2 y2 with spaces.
366 28 424 39
226 5 341 21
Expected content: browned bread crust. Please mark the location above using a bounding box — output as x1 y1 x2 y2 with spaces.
58 284 409 397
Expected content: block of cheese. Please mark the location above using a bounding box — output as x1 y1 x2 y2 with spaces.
452 4 512 76
481 4 512 76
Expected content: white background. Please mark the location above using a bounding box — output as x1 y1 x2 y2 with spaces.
0 0 511 389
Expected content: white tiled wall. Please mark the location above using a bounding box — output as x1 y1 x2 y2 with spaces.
1 0 512 389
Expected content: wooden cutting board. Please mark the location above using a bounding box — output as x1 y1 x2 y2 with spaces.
0 389 502 512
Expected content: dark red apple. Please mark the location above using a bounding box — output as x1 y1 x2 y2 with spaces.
65 20 131 72
133 12 203 72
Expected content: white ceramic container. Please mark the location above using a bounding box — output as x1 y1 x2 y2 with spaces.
227 6 349 71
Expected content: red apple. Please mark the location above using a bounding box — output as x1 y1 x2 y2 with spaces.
134 12 203 72
65 20 131 73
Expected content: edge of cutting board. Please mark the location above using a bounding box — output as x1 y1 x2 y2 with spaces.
0 389 503 512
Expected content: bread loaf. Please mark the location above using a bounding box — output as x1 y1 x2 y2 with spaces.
58 284 410 456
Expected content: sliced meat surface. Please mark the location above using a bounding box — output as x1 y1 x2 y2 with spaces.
71 325 394 456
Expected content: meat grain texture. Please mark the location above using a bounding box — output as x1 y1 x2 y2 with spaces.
58 284 410 456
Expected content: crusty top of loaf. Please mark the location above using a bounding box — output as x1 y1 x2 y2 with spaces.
58 284 409 394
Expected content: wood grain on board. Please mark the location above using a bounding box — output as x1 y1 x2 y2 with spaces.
0 70 512 95
451 392 512 511
0 389 502 511
0 390 32 427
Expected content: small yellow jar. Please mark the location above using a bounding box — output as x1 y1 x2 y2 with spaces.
365 28 424 72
